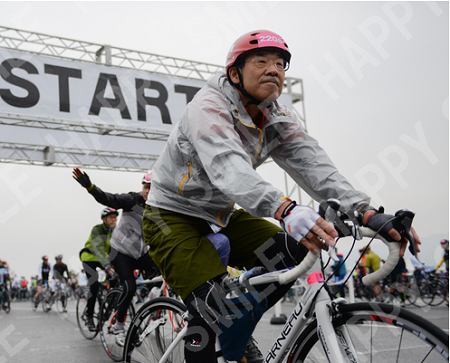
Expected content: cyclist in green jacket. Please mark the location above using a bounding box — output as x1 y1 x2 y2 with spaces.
80 207 118 330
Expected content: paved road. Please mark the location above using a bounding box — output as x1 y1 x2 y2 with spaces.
0 298 448 363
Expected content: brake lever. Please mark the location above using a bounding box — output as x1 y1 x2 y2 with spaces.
319 199 340 261
395 209 423 264
319 199 352 239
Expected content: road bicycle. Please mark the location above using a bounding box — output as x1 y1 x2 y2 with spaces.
123 199 449 363
419 270 449 307
31 280 69 313
54 280 70 313
32 283 54 312
100 274 178 361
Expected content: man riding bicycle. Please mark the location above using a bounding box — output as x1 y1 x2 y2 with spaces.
53 254 71 312
34 255 53 309
54 254 71 282
73 169 160 345
143 30 421 363
80 207 118 330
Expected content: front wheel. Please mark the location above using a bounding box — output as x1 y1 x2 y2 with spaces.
288 302 449 362
427 281 447 306
55 289 68 313
42 291 52 313
76 290 101 339
99 288 136 361
123 297 187 363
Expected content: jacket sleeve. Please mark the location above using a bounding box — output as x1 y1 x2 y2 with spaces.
89 185 140 211
183 95 286 218
64 266 71 280
269 112 370 211
90 226 110 267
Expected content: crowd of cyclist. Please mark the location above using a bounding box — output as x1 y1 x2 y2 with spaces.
1 174 448 322
0 255 89 310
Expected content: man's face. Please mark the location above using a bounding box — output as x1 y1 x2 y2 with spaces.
104 214 117 229
231 51 285 104
142 183 151 201
442 242 449 250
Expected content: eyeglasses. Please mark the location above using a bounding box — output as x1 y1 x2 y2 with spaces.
249 56 289 71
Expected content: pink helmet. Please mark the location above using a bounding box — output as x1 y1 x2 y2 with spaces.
101 207 118 219
225 30 291 75
142 173 152 184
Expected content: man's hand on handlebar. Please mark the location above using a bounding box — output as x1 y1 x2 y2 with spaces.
278 201 338 254
362 208 421 258
303 217 338 254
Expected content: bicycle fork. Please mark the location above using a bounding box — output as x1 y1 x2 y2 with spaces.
314 277 360 363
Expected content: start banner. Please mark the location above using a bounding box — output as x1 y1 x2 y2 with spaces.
0 48 208 131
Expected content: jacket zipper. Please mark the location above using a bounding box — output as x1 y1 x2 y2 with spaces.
179 161 192 196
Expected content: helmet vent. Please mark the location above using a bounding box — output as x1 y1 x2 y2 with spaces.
249 40 258 44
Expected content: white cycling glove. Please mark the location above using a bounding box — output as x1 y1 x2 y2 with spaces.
280 202 320 242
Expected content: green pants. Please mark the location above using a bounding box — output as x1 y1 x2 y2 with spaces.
143 206 282 300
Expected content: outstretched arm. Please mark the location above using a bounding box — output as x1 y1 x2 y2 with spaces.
72 167 138 210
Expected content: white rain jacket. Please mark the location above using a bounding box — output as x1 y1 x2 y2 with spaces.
147 72 369 228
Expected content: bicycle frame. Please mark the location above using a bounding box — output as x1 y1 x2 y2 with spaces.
219 270 357 363
153 270 357 363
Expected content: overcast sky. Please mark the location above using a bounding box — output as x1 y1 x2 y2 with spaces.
0 1 448 279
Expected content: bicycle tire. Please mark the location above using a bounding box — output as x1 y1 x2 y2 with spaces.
100 288 136 362
420 282 438 306
123 297 187 363
288 302 449 362
76 290 102 339
403 284 418 306
42 290 51 313
55 289 68 314
427 281 446 306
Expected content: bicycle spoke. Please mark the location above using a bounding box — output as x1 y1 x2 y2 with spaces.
289 302 448 363
395 329 404 363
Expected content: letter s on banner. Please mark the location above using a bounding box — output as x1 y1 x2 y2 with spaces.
0 58 40 108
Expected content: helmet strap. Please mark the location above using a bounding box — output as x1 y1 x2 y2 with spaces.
234 68 273 109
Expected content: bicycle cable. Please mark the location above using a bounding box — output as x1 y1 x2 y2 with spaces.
319 215 400 297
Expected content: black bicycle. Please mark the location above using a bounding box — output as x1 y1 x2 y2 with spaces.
420 271 449 306
76 280 111 339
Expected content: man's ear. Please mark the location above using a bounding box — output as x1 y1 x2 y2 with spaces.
228 67 240 86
